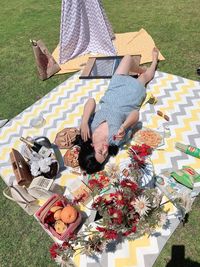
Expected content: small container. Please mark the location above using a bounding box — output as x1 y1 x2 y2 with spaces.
30 114 46 128
164 126 171 138
175 142 200 159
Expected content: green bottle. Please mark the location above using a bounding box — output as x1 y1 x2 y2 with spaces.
175 142 200 159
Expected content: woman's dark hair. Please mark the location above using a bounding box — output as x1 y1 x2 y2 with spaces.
74 135 119 174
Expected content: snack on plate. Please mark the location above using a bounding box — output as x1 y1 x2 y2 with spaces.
64 146 80 168
72 183 91 203
133 128 163 148
54 127 80 149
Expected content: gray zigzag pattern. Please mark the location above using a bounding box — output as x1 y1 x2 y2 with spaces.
42 80 108 136
0 76 76 129
141 75 183 122
162 126 200 173
1 72 199 267
0 80 108 171
143 217 180 267
0 78 87 146
156 77 187 106
143 79 200 173
87 240 123 267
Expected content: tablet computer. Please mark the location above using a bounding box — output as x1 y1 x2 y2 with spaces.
79 55 141 79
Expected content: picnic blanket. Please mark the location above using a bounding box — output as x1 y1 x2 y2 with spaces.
52 28 165 74
0 71 200 267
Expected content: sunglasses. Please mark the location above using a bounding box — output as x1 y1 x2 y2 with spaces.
157 110 170 121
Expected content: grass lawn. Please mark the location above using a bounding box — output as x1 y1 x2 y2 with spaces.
0 0 200 266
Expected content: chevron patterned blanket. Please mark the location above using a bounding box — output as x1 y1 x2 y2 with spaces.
0 71 200 267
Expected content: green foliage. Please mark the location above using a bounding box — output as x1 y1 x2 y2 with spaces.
0 0 200 266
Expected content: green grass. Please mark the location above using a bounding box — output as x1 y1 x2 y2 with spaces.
0 0 200 266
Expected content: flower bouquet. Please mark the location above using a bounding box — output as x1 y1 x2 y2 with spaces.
49 144 170 265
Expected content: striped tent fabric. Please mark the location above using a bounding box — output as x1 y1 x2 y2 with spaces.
59 0 116 64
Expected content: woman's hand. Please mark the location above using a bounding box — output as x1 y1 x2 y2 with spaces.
115 125 125 141
80 121 90 142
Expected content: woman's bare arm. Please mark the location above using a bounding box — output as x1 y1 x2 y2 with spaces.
80 98 96 141
115 110 139 140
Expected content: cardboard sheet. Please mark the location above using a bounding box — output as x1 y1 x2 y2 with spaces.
52 28 165 74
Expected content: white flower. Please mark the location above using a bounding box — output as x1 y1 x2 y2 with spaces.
38 158 51 173
178 192 192 214
133 195 151 216
30 161 41 176
158 213 167 227
55 255 63 265
55 255 74 267
106 163 120 180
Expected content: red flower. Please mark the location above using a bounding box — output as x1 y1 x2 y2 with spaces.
120 179 138 191
99 174 110 186
96 226 106 232
110 191 125 206
88 179 104 190
92 196 103 209
72 193 87 204
129 144 152 163
103 229 118 240
108 208 123 224
49 243 59 259
62 242 70 249
123 225 137 237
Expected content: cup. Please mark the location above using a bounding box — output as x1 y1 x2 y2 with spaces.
30 114 46 128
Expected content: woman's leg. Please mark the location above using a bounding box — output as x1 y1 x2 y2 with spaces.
114 55 145 75
138 47 159 86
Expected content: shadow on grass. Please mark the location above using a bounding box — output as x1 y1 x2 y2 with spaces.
166 245 200 267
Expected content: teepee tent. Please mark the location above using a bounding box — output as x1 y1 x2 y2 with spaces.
59 0 116 64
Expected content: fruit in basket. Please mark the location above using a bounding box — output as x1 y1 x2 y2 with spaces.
50 205 63 213
54 220 67 234
54 209 62 220
60 205 78 224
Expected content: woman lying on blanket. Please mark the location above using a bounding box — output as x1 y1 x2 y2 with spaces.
76 47 159 174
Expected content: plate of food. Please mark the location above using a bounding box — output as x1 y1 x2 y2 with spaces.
133 127 164 149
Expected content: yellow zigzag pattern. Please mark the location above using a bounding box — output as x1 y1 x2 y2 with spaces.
147 80 191 129
115 235 151 267
0 79 103 161
0 79 78 140
1 72 199 267
152 108 200 167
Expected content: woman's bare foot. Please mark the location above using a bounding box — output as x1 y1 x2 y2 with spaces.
152 47 159 62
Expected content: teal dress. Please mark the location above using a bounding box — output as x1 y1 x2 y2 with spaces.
91 74 146 146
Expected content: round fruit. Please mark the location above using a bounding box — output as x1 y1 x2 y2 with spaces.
60 205 78 224
54 209 62 221
50 205 63 213
54 220 67 234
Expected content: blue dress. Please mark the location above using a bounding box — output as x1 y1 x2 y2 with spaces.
91 74 146 146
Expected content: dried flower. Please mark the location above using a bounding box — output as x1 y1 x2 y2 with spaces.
133 195 151 216
106 163 120 181
49 145 169 266
157 213 167 227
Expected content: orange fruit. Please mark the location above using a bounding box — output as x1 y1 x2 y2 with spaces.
60 205 78 224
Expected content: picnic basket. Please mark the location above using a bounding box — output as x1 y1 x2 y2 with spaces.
35 194 82 240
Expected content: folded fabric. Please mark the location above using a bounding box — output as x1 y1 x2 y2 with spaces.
3 184 40 215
